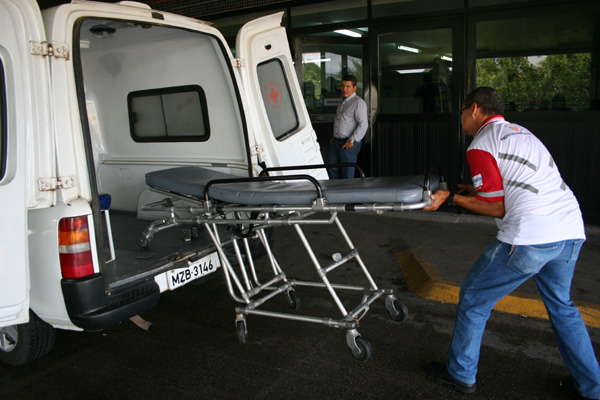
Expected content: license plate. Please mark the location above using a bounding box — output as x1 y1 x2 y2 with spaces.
167 252 220 290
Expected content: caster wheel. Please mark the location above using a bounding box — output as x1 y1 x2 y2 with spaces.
138 234 148 248
387 299 408 323
236 320 247 344
349 337 372 361
284 289 301 310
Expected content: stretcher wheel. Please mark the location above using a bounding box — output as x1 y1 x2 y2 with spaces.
387 299 408 323
138 233 149 248
349 337 372 361
284 289 301 310
236 320 247 344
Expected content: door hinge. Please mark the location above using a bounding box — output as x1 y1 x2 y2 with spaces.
38 176 76 192
250 145 264 156
232 58 245 68
29 41 70 60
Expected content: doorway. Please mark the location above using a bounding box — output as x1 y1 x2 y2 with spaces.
296 31 367 173
371 18 463 184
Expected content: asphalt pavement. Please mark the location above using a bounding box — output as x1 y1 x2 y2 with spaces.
1 210 598 399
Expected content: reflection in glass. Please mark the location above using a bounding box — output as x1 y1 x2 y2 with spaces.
378 28 452 114
301 42 363 113
476 13 594 112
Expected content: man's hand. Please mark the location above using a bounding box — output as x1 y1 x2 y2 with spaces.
342 139 354 149
423 189 450 211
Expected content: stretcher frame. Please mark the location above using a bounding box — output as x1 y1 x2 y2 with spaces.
140 164 445 361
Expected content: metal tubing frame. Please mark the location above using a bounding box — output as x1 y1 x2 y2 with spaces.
238 308 357 330
198 208 394 334
141 184 434 343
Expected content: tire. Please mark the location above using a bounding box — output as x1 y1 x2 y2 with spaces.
387 299 409 323
284 289 301 310
236 320 247 344
349 337 372 361
0 310 56 366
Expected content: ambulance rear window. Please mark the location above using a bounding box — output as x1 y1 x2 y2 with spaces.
257 59 299 141
128 85 210 142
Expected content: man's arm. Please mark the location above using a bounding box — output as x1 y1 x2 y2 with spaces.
424 188 505 218
351 99 369 142
455 193 505 218
343 100 368 149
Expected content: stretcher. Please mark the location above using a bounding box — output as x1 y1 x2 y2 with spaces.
140 164 444 361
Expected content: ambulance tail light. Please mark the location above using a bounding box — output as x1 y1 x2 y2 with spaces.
58 216 94 278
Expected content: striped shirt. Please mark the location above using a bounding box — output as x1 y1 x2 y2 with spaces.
467 116 585 245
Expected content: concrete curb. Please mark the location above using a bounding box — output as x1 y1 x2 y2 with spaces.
397 249 600 328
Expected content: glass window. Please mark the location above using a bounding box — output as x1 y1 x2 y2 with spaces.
469 0 525 6
291 0 367 29
378 28 453 114
257 59 299 140
372 0 462 19
0 60 6 181
476 12 595 112
301 38 364 114
128 85 210 142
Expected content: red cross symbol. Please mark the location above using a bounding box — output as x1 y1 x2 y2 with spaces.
265 82 282 109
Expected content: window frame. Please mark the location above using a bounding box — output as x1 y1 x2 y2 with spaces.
127 84 211 143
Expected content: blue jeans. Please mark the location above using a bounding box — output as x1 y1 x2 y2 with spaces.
327 139 362 179
447 239 600 398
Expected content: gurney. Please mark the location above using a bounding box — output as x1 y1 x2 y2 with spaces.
140 164 444 361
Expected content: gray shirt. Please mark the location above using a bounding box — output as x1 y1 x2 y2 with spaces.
333 93 368 142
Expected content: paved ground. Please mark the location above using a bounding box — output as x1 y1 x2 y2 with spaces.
1 210 598 399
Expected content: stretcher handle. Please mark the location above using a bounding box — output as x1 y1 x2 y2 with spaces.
424 164 448 191
203 174 324 202
259 163 366 178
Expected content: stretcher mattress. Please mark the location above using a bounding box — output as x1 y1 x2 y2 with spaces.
146 167 438 206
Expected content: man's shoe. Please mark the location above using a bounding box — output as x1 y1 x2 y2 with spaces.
561 376 600 399
427 362 476 394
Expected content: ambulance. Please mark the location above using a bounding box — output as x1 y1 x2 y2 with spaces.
0 0 325 365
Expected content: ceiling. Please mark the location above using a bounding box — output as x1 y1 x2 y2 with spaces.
37 0 594 65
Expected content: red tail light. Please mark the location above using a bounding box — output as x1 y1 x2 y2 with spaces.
58 216 94 278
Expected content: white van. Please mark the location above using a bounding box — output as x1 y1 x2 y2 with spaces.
0 0 326 365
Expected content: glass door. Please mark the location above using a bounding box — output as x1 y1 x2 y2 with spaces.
378 28 453 115
296 32 367 167
372 19 463 184
300 39 364 114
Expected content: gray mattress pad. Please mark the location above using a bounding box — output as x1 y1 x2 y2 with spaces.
145 167 438 206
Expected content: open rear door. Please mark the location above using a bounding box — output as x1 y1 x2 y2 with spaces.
0 0 53 326
236 13 328 179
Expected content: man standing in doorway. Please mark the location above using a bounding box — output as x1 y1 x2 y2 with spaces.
424 87 600 399
328 75 368 179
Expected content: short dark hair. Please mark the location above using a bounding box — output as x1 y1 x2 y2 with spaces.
464 87 504 116
342 75 357 87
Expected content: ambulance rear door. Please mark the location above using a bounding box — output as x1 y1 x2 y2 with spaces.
0 0 55 326
236 12 327 179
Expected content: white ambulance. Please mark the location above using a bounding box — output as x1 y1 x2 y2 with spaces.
0 0 325 365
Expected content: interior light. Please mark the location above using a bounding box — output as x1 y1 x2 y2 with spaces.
302 58 331 64
441 56 453 62
397 45 421 54
396 68 429 74
335 29 362 38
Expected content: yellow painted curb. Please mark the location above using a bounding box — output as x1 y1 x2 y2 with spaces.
397 249 600 329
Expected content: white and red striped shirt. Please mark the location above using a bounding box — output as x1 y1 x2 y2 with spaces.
467 116 585 245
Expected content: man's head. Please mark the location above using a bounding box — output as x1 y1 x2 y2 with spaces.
461 87 504 136
340 75 358 99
